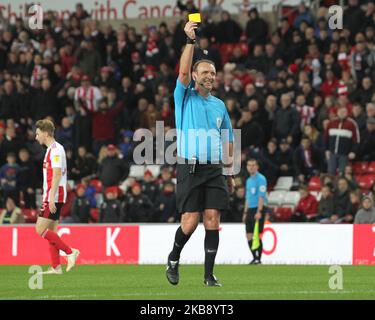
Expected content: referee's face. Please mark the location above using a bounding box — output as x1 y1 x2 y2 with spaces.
247 161 258 175
194 62 216 92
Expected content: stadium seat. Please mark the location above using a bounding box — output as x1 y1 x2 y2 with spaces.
268 190 287 207
352 161 368 175
273 207 294 222
23 209 39 223
282 191 301 207
90 208 99 223
90 179 102 193
308 176 321 192
273 176 293 191
129 165 145 179
356 174 375 191
367 162 375 174
145 165 161 178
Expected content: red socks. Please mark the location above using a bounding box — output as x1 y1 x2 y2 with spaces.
49 244 61 268
42 229 73 255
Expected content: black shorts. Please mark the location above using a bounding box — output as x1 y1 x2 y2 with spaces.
245 207 266 234
176 162 229 214
39 202 64 221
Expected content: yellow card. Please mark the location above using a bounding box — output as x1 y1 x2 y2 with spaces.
188 13 201 23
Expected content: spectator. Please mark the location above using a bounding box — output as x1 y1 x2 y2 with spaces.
347 189 362 223
202 0 223 16
98 144 129 189
18 148 37 209
0 80 20 120
290 185 318 222
236 108 263 150
75 39 101 80
70 2 91 21
154 182 177 222
123 183 154 222
245 7 269 47
351 102 367 137
74 74 102 112
359 117 375 160
100 186 125 223
322 177 351 223
293 2 314 29
157 166 174 192
317 185 334 222
354 196 375 224
70 146 97 181
118 130 134 161
0 152 20 205
278 139 294 177
55 117 74 150
70 184 91 223
216 11 243 44
351 76 374 107
293 136 321 184
177 0 198 14
343 0 366 44
272 93 300 144
342 164 359 190
324 106 360 175
260 139 279 185
0 127 23 165
31 78 59 121
82 96 125 154
142 169 159 203
228 185 246 222
0 197 24 224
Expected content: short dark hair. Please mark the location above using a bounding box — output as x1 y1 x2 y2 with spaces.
192 59 215 72
247 158 259 165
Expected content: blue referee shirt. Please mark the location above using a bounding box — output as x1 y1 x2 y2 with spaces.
174 79 233 162
246 172 268 208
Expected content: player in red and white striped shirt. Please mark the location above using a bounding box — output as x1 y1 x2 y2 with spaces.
35 119 80 275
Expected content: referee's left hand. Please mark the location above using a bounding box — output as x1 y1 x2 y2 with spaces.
226 176 235 194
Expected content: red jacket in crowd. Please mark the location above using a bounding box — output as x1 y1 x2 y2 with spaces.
84 101 125 141
295 193 318 217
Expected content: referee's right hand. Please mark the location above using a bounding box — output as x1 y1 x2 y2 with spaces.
184 21 197 40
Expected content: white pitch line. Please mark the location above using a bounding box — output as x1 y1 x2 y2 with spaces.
4 289 375 300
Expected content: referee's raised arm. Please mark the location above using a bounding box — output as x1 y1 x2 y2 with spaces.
178 21 198 86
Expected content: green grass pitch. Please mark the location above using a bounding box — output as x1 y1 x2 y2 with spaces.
1 265 374 300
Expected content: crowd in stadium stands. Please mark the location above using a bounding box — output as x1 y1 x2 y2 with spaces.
1 0 375 224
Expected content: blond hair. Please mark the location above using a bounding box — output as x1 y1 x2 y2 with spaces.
35 119 55 136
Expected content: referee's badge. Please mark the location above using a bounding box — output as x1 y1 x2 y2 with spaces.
216 117 222 129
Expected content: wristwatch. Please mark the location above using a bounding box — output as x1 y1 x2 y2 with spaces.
186 37 196 44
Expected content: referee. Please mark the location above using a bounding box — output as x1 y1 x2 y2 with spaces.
166 21 235 287
243 159 267 264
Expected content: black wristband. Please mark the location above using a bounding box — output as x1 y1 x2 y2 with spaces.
186 37 196 44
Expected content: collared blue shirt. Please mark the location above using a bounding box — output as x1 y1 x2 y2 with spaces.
246 172 268 208
174 79 233 162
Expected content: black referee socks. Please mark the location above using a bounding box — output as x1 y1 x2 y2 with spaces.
168 227 191 261
204 229 219 279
